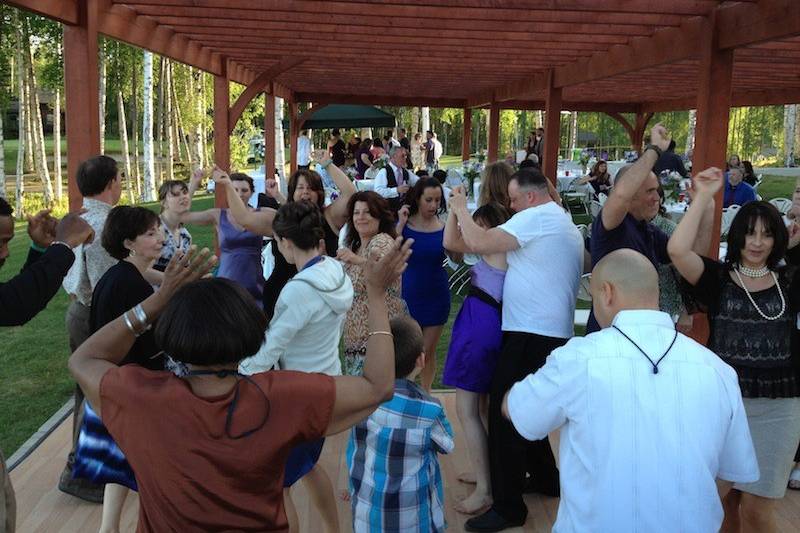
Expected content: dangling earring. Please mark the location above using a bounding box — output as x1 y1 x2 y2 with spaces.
129 248 137 257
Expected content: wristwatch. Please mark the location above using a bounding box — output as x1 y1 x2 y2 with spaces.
644 144 663 158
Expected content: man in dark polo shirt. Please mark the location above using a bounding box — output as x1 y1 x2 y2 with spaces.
587 124 714 333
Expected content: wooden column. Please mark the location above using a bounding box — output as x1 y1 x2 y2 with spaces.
542 71 562 185
487 104 500 163
461 108 472 162
63 0 101 212
263 85 276 181
213 68 230 208
692 12 733 258
289 101 299 174
632 112 654 153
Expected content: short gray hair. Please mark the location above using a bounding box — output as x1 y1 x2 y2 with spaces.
389 145 405 157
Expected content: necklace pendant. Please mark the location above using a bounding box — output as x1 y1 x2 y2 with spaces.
653 367 659 375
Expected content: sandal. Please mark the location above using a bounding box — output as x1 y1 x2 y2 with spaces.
788 467 800 490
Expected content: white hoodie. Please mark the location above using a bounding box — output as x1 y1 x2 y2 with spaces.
239 257 353 376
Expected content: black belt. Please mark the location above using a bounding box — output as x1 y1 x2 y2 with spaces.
468 285 502 312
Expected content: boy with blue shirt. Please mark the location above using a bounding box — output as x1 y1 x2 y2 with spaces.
347 316 454 532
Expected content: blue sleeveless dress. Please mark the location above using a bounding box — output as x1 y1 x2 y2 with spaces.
217 209 264 301
401 225 450 327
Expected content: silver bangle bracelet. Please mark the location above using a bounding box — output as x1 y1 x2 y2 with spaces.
132 304 151 334
123 311 141 337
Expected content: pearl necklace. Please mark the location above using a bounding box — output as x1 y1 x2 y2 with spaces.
733 268 786 321
737 263 770 278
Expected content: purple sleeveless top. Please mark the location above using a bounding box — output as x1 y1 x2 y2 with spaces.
217 209 264 300
470 259 505 303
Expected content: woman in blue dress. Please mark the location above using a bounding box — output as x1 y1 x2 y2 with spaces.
397 177 452 391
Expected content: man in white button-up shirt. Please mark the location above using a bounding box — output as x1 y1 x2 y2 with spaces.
373 146 418 211
503 249 759 533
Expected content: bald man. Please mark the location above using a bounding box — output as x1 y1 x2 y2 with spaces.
501 249 759 532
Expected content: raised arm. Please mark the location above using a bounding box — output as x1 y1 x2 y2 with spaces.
443 209 470 254
187 167 204 199
667 168 723 285
326 237 413 435
179 208 220 226
449 188 518 255
212 167 276 236
601 124 671 231
68 247 216 417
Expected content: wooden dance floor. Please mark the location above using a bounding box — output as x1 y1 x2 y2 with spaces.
10 391 800 532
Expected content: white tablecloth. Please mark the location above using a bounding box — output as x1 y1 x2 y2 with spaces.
557 173 582 192
665 202 688 223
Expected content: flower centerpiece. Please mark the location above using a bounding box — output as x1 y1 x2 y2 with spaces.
579 149 591 173
461 158 485 199
372 154 389 171
345 166 358 181
658 170 685 204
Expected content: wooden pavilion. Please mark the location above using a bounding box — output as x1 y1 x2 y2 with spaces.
6 0 800 241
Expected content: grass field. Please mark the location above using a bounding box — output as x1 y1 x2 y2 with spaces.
1 149 798 457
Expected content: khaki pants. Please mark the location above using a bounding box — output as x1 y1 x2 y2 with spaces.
64 301 91 474
0 448 15 533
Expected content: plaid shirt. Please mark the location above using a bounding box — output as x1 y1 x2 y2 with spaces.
347 379 454 533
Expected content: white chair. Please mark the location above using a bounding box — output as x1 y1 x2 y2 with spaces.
769 197 792 214
721 205 740 237
576 273 592 302
589 200 603 219
575 223 589 240
563 178 590 216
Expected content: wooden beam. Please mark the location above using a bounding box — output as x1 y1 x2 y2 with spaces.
63 0 101 212
692 14 733 260
213 71 230 208
462 109 472 162
542 71 562 185
717 0 800 49
227 57 305 135
642 88 800 113
5 0 78 25
294 93 466 108
264 88 276 184
487 104 500 163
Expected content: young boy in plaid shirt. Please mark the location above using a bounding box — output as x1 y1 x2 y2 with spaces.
347 316 455 532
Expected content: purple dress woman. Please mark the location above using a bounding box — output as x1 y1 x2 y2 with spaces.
442 260 506 393
217 209 264 301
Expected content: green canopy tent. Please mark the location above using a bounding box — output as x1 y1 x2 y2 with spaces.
285 104 396 130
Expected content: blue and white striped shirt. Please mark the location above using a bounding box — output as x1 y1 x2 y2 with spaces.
347 379 454 533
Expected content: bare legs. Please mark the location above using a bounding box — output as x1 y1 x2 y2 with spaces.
721 489 778 533
420 325 445 392
284 464 339 533
454 389 492 514
98 484 129 533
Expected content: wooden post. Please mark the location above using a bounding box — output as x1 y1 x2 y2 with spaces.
542 70 562 185
264 84 276 181
693 13 733 258
289 101 299 174
63 0 101 212
461 108 472 162
213 68 230 208
632 112 655 153
487 103 500 163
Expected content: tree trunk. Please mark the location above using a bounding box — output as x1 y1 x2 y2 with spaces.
686 109 697 155
537 110 544 128
171 72 193 169
411 106 420 135
193 68 205 168
155 56 165 184
132 63 141 199
23 18 54 204
165 60 174 180
784 104 797 167
142 50 156 201
54 88 62 201
22 56 34 174
275 96 286 185
98 39 106 154
0 111 5 199
14 14 26 216
421 107 430 135
118 89 134 203
569 111 578 155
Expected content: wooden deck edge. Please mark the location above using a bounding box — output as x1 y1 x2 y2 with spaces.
8 401 73 472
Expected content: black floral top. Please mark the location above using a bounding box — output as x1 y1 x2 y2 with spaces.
690 256 800 398
154 219 192 272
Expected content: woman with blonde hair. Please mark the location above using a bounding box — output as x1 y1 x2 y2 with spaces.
478 161 513 209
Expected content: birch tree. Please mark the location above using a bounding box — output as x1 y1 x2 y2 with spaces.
569 111 578 155
131 60 141 199
275 96 286 186
686 109 697 155
22 17 53 204
784 104 797 167
99 39 106 154
14 12 25 217
142 50 156 201
165 59 174 180
421 106 430 135
411 106 420 135
53 87 61 200
118 88 133 202
156 56 165 182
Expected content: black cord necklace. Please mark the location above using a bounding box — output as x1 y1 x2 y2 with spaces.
612 325 679 375
186 369 271 439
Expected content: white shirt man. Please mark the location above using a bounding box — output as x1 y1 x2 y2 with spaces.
374 146 419 199
504 249 758 532
451 169 583 531
297 131 312 168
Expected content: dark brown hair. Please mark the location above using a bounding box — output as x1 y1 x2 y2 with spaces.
725 201 788 271
287 169 325 209
272 201 325 251
158 180 189 212
407 177 447 216
391 316 424 378
344 191 396 251
102 206 160 260
472 202 512 229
